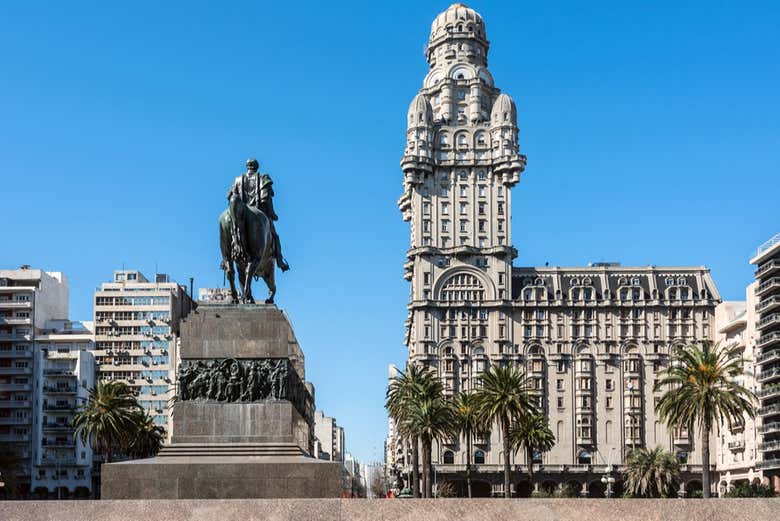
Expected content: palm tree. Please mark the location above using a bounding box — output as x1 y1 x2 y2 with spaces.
655 342 756 498
451 391 488 497
400 396 455 498
622 446 680 497
386 363 442 498
73 381 140 463
127 410 166 459
509 413 555 492
474 364 536 498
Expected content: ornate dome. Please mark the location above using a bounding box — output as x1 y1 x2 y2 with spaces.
407 93 433 127
429 3 486 45
491 93 517 126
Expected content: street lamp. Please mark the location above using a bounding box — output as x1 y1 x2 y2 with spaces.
601 465 615 498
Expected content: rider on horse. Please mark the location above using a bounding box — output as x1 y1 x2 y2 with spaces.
226 158 290 272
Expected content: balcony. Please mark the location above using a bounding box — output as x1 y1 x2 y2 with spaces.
0 301 32 309
0 433 29 442
757 259 780 279
728 440 745 451
758 313 780 332
0 367 32 375
0 383 32 392
758 422 780 435
758 367 780 383
43 404 74 411
39 457 79 467
758 440 780 452
758 332 780 351
759 384 780 400
759 403 780 416
0 318 31 326
674 436 691 446
3 400 31 408
43 386 77 395
41 440 76 448
0 333 32 341
0 349 31 358
0 416 31 425
757 278 780 297
757 458 780 470
758 296 780 314
43 369 76 377
758 349 780 365
42 423 74 432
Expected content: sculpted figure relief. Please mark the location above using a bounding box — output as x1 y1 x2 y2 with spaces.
219 158 290 304
176 358 312 422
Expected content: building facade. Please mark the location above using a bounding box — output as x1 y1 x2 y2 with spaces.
750 233 780 492
93 270 193 438
32 320 95 498
314 409 345 463
393 3 720 497
0 267 69 497
713 289 763 493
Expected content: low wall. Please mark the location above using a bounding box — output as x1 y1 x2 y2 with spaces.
2 498 779 521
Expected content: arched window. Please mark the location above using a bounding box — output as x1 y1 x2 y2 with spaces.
474 450 486 464
443 450 455 464
439 132 449 145
440 273 486 302
457 133 468 147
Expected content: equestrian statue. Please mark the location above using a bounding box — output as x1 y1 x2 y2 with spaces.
219 158 290 304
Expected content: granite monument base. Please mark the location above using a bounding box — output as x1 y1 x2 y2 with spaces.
101 456 343 499
101 304 342 499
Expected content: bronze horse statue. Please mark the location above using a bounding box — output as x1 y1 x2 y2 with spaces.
218 195 276 304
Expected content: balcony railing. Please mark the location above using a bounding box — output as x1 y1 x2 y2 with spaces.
0 383 31 391
756 233 780 259
758 440 780 452
43 386 77 394
758 349 780 364
758 368 780 383
0 416 31 425
757 332 780 350
758 313 780 331
0 366 32 375
757 296 780 314
757 278 780 297
0 433 29 442
728 440 746 450
0 349 32 358
758 403 780 416
757 458 780 470
758 385 780 399
758 422 780 435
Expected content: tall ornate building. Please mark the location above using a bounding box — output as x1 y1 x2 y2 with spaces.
394 4 721 497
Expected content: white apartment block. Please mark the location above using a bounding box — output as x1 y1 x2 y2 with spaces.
32 320 95 498
393 4 721 497
0 267 68 497
751 233 780 493
93 270 193 439
315 409 345 463
714 287 762 494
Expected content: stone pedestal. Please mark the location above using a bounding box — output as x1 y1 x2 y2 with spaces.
101 305 343 499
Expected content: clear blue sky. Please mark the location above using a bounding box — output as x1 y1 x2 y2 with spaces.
1 1 778 462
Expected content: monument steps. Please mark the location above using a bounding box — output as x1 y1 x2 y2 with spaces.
158 442 305 457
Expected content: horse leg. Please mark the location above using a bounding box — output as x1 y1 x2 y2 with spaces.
219 218 240 303
244 259 261 304
264 264 276 304
236 261 248 303
226 261 238 303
